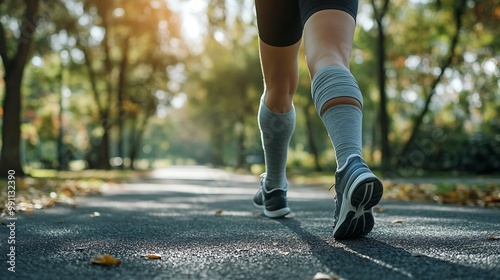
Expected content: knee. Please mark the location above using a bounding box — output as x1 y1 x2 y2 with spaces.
264 73 299 98
263 86 296 113
306 41 352 77
263 73 298 113
307 53 349 78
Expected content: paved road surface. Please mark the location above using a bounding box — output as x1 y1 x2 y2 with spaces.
1 166 499 279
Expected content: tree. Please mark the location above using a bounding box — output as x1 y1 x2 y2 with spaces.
68 0 182 169
371 0 391 173
185 0 263 168
398 0 468 163
0 0 41 177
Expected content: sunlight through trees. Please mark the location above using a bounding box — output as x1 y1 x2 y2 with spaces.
0 0 498 176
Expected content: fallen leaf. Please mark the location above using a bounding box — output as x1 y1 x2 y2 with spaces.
488 235 500 241
215 209 223 215
312 272 341 280
90 212 100 217
91 254 121 266
391 219 404 224
144 253 162 259
0 221 6 225
373 206 383 213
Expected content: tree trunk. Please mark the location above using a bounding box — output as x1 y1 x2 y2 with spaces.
116 37 130 169
80 44 111 170
211 122 225 166
372 0 391 174
0 0 41 177
57 59 68 170
128 114 149 170
377 24 391 173
96 126 111 169
0 79 24 176
128 138 138 170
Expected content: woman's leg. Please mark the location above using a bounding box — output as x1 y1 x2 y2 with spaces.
255 0 302 112
257 39 300 191
304 9 355 75
258 39 301 113
304 9 363 168
303 8 383 239
253 0 302 217
253 40 300 218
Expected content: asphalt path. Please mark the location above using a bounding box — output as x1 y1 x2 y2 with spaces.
1 166 499 279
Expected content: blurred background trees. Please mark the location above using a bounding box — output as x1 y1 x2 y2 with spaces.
0 0 498 178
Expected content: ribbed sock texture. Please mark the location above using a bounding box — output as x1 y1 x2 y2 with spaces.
311 66 363 115
321 105 363 168
258 98 295 190
311 66 364 169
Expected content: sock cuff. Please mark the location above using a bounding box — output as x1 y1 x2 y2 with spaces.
258 98 296 138
311 66 363 116
321 104 362 119
259 95 295 115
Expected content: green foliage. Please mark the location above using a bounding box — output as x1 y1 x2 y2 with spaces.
1 0 498 175
186 42 262 166
358 0 500 173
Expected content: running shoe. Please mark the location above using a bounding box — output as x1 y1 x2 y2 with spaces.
332 154 383 239
253 174 290 218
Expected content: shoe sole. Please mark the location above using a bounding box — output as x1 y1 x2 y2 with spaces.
333 173 383 239
264 207 290 218
253 202 264 210
253 202 290 218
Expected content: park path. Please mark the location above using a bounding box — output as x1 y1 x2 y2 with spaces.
1 166 499 279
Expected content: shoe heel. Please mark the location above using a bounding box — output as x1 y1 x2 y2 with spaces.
351 178 383 209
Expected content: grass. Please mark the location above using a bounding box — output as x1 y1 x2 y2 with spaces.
244 164 500 207
28 169 144 181
382 181 500 207
287 170 500 208
1 167 499 217
0 169 147 216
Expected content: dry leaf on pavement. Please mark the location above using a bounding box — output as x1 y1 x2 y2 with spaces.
91 254 121 266
144 254 162 259
488 235 500 241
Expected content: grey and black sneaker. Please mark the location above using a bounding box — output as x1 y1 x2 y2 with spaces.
332 154 383 239
253 174 291 218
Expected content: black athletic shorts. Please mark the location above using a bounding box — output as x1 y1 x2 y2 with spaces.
255 0 358 47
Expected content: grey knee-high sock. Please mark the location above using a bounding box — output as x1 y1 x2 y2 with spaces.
311 66 363 169
321 105 363 168
258 98 295 190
